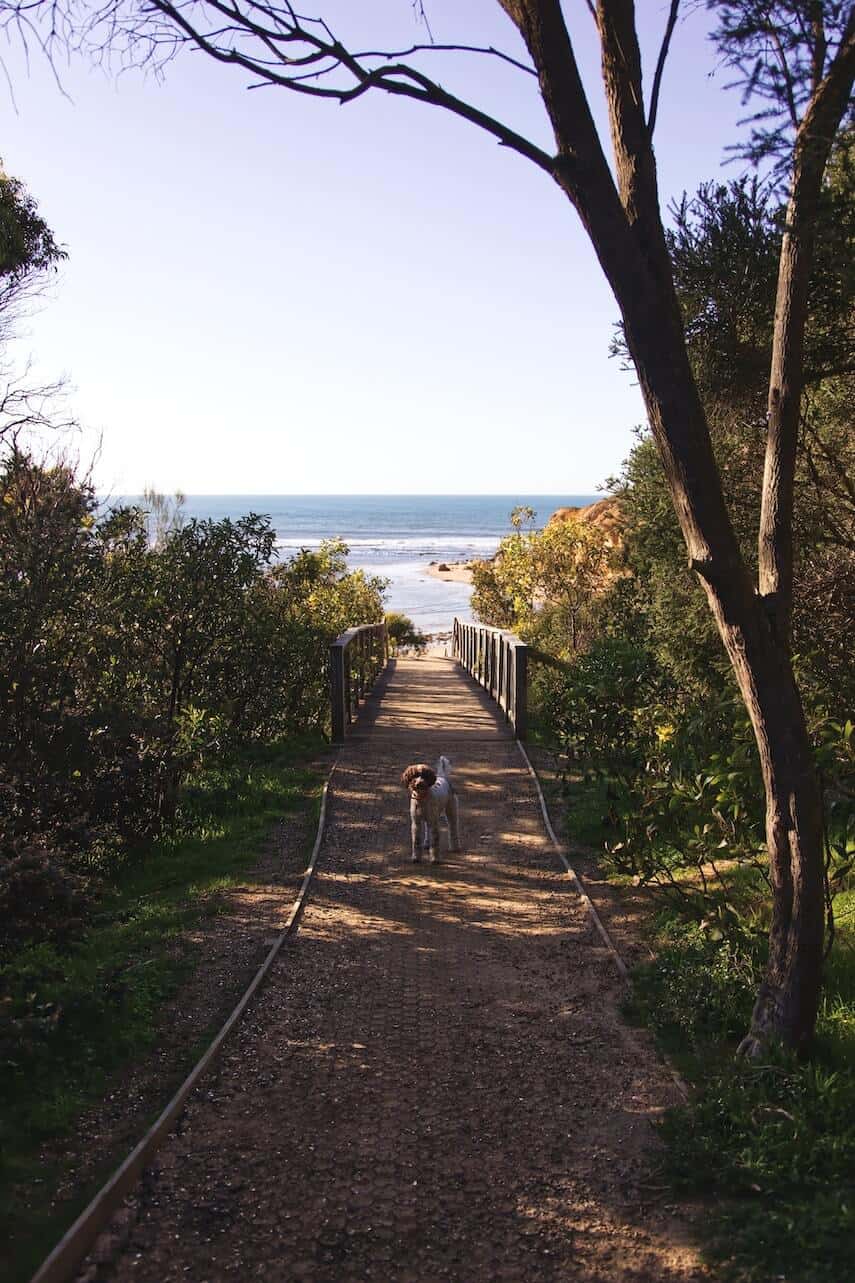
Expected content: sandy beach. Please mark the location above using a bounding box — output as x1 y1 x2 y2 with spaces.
425 559 475 585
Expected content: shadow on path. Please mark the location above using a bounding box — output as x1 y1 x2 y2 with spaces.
103 658 706 1283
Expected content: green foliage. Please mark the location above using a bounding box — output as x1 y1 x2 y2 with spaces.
385 611 426 653
668 176 779 402
0 737 323 1283
0 451 384 943
709 3 855 177
472 512 615 655
604 713 770 926
604 431 737 700
0 847 95 951
524 153 855 1278
0 167 64 282
628 905 855 1282
551 637 662 773
627 921 759 1060
608 160 855 712
663 1059 855 1282
554 636 853 940
543 167 854 939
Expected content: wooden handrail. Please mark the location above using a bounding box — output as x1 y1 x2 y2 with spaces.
452 618 528 739
330 621 388 742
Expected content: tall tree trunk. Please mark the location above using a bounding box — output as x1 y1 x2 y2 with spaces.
612 261 825 1055
497 0 850 1052
741 31 855 1051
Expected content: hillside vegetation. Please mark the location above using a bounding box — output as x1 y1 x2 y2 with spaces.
0 452 386 1274
473 166 855 1281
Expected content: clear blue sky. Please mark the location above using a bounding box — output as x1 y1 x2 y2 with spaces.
3 2 743 494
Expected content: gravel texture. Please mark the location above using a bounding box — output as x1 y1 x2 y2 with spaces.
77 658 707 1282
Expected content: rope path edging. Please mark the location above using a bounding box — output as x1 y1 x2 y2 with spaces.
516 740 629 980
515 741 690 1104
28 763 338 1283
29 732 691 1283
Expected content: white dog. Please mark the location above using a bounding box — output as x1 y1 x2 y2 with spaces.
401 755 461 864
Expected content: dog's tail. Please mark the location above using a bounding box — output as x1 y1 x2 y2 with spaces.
436 754 452 779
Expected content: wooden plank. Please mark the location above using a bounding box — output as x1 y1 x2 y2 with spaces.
330 642 347 743
512 643 528 740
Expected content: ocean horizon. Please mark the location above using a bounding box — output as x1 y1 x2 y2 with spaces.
106 494 601 633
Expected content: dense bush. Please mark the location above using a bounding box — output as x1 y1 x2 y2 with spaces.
385 611 427 653
473 168 854 939
0 843 95 949
470 162 855 1278
471 508 616 657
0 451 385 938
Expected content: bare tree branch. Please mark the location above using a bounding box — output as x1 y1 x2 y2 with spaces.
648 0 680 137
83 1 556 170
758 4 855 641
769 22 800 129
0 363 78 446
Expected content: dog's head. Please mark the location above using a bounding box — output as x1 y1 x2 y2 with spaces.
401 763 437 799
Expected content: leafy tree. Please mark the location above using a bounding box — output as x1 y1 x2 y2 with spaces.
0 166 63 284
0 161 70 445
611 159 854 710
473 512 615 655
385 611 427 654
8 0 854 1051
0 451 149 868
0 453 387 902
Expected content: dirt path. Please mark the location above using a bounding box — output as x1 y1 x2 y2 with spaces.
89 658 706 1282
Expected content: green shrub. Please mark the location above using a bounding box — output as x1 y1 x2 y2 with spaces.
662 1058 855 1281
0 452 385 943
0 846 95 949
385 611 427 653
626 921 758 1058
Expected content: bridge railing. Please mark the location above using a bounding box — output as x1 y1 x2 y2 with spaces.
452 619 528 739
330 621 388 742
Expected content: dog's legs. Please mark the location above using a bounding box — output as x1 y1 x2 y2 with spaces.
428 812 443 862
447 793 461 853
410 802 424 862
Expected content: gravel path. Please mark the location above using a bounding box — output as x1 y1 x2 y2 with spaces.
89 658 706 1282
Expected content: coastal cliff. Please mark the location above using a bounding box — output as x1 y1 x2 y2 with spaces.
547 495 623 547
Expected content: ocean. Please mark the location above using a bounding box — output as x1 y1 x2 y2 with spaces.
123 494 600 634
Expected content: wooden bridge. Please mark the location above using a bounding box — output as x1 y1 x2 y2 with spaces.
49 622 700 1283
330 618 531 743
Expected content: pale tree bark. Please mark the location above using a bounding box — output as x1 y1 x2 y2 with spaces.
36 0 854 1050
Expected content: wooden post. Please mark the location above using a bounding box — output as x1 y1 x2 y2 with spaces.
498 638 506 714
451 621 526 736
330 640 347 743
512 642 528 740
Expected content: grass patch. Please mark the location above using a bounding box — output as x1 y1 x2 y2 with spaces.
558 750 855 1280
559 772 619 849
625 898 855 1282
1 734 327 1283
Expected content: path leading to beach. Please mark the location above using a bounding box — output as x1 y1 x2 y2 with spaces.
93 658 705 1282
